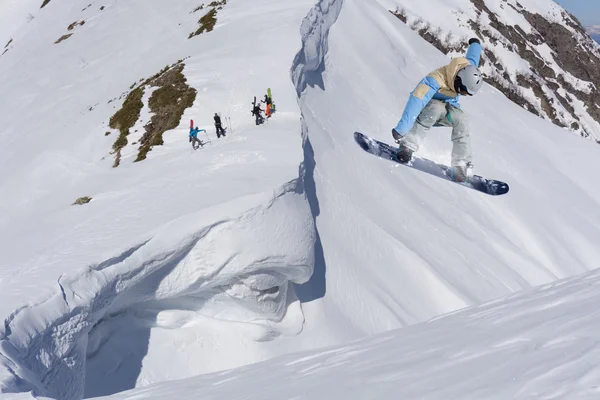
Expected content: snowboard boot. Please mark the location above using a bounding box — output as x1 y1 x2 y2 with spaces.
391 128 403 143
447 163 472 182
397 145 413 164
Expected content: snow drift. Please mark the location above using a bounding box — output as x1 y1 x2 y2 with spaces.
2 182 313 400
100 266 600 400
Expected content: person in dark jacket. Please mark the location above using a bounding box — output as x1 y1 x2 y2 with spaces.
252 104 264 125
214 113 226 138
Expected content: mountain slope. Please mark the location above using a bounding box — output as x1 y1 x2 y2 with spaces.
101 267 600 400
292 0 600 340
1 0 600 398
383 0 600 141
0 0 316 398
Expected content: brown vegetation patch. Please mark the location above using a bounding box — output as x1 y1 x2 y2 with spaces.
109 87 145 133
105 60 196 166
136 63 197 161
192 4 205 13
390 9 407 23
108 87 145 166
73 196 92 205
68 20 86 31
189 0 226 38
54 34 73 44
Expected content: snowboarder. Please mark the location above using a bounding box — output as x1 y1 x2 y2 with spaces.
189 126 205 150
261 94 272 118
391 38 483 182
214 113 226 138
252 103 264 125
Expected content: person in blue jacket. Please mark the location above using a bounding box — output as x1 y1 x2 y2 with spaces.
392 38 483 182
189 126 205 150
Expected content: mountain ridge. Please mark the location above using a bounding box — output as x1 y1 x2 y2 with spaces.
383 0 600 141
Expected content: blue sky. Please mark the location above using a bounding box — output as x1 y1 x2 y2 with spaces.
554 0 600 27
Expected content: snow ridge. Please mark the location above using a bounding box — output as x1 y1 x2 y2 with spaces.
291 0 344 96
290 0 344 304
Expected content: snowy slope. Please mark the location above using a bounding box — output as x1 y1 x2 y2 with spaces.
100 267 600 400
381 0 600 140
291 0 600 339
0 0 41 53
0 0 317 398
2 0 600 398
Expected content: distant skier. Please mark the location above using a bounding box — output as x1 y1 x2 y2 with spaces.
252 103 264 125
214 113 226 138
189 126 205 150
261 94 272 118
392 38 483 182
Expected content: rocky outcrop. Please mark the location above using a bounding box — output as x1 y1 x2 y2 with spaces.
391 0 600 142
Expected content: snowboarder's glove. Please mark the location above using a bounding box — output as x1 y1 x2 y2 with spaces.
468 38 480 45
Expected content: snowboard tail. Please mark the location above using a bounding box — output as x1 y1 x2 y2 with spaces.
354 132 509 196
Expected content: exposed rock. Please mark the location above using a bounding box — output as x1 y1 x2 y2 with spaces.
389 0 600 141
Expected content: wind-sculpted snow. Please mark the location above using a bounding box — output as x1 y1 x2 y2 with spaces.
290 0 344 306
0 184 314 400
291 0 344 96
99 268 600 400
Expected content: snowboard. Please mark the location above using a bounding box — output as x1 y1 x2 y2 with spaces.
267 88 276 112
354 132 509 196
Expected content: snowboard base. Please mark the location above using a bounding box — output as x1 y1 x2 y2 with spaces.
354 132 509 196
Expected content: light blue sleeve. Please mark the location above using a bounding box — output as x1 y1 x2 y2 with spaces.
394 76 440 135
465 42 482 67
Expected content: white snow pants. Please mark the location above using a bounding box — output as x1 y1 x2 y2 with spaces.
399 99 472 167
